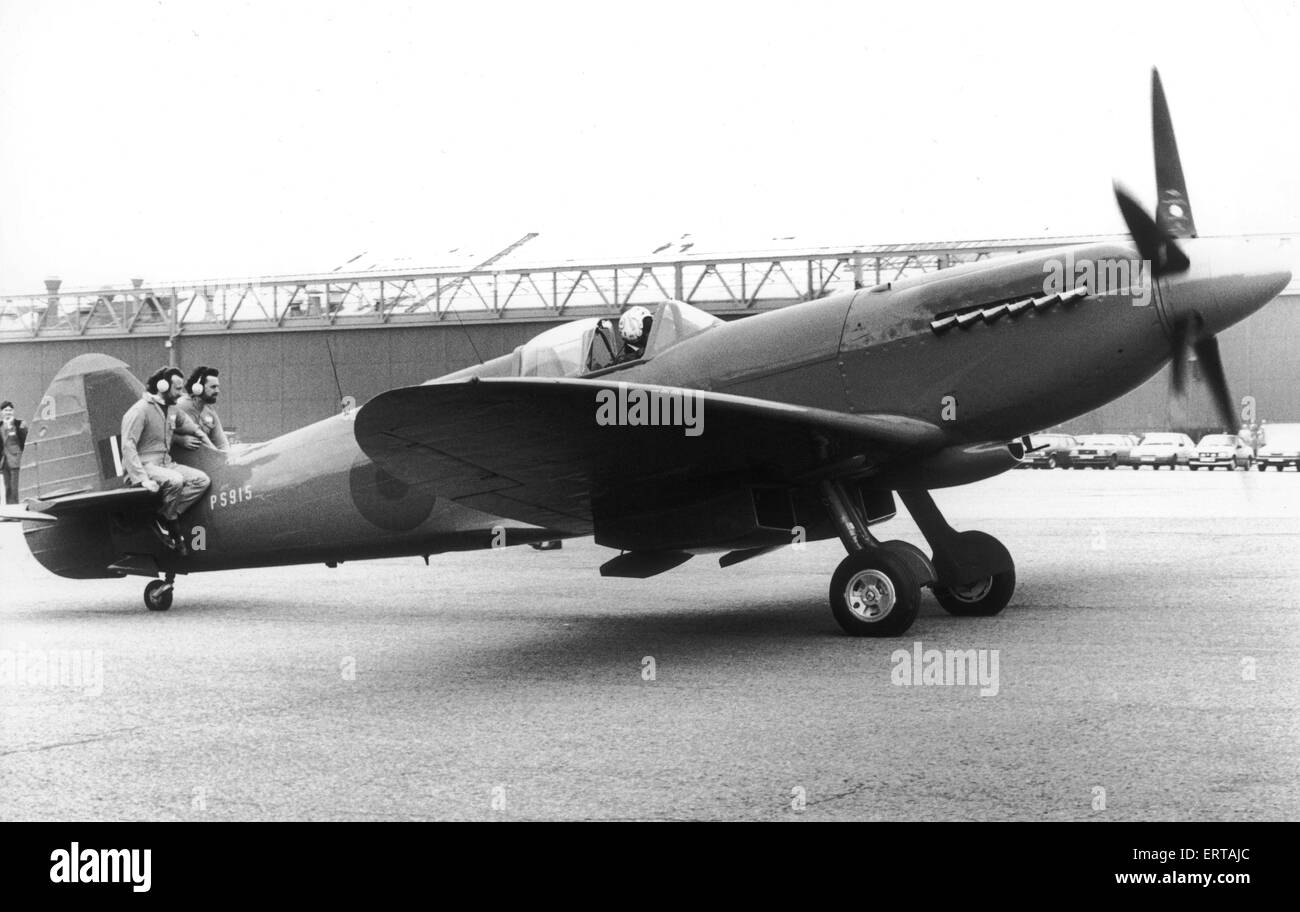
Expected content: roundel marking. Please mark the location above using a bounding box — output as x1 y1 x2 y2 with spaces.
348 455 437 531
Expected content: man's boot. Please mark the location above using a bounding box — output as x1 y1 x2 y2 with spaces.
151 516 177 551
167 519 188 557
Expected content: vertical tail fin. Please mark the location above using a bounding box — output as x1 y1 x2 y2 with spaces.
18 354 152 578
19 353 144 501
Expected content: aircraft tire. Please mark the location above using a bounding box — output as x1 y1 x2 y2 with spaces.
829 549 920 637
877 539 934 589
934 565 1016 617
144 580 173 612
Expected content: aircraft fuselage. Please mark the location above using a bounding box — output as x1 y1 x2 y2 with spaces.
620 243 1171 442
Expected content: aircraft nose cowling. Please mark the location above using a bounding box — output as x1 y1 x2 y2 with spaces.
1161 238 1292 338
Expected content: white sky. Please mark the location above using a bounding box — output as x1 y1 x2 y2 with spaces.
1 0 1298 291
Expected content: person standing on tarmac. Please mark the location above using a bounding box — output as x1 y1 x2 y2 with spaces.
1 401 27 504
120 367 211 555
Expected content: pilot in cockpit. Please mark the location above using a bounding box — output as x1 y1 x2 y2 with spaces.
615 305 653 364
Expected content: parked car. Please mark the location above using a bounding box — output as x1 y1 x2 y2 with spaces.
1256 423 1300 471
1020 433 1077 469
1189 434 1254 470
1068 434 1133 469
1127 432 1196 469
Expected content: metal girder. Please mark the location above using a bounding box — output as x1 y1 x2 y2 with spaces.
0 234 1134 340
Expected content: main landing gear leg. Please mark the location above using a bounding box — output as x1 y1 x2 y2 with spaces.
821 481 934 637
144 572 175 612
896 489 1015 617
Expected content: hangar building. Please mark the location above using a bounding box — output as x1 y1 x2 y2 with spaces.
1 235 1295 443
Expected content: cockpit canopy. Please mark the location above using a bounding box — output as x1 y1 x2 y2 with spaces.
517 299 722 378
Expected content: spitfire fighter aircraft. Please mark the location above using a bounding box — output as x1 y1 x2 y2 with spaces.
4 71 1291 635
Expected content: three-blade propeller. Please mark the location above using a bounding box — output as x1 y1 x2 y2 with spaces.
1112 68 1238 432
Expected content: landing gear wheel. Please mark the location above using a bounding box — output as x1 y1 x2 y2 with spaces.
934 566 1016 617
829 549 920 637
877 539 935 589
1046 455 1057 469
1108 455 1118 469
144 579 173 612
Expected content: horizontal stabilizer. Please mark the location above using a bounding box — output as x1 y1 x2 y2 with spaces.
0 504 58 523
40 486 158 516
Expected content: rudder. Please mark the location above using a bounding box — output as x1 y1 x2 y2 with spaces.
19 353 144 501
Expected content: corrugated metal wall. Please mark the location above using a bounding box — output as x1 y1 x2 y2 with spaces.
1056 293 1298 435
1 293 1295 442
0 321 564 442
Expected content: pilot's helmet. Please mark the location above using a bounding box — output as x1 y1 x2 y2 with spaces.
619 306 652 342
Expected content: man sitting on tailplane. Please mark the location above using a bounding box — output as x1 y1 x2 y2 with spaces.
120 367 211 555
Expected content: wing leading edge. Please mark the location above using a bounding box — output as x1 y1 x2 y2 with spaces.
354 378 945 533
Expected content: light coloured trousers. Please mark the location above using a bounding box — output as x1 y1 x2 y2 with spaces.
141 460 210 521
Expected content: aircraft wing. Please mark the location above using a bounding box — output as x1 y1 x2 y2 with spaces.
354 378 945 533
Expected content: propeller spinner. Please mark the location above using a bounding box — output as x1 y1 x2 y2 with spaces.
1113 68 1290 432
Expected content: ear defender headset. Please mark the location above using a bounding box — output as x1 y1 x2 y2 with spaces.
147 368 172 395
187 366 213 397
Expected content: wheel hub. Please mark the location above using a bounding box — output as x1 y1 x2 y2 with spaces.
844 569 896 621
948 577 993 603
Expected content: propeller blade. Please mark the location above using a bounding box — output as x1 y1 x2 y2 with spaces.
1114 184 1191 276
1192 334 1238 432
1152 68 1198 238
1169 316 1193 395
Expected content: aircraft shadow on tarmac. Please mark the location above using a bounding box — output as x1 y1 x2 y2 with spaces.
19 573 1085 630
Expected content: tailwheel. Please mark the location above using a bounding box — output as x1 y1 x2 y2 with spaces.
934 565 1016 617
829 549 920 637
144 578 174 612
